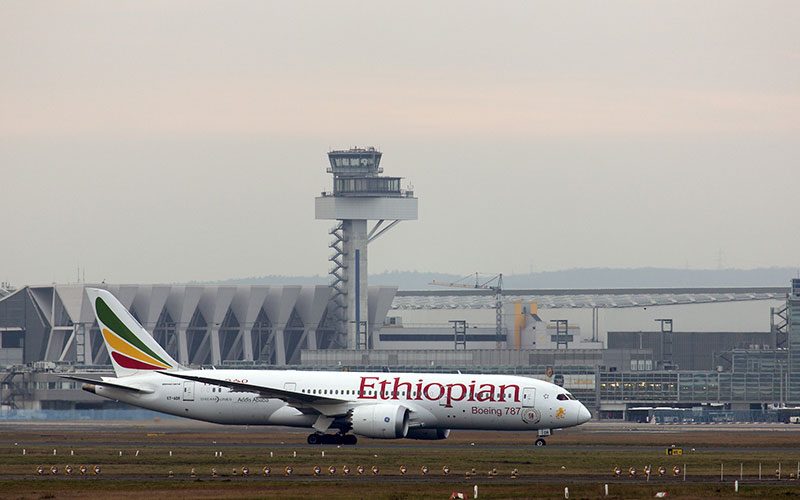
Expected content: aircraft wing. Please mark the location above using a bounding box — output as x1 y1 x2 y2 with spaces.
59 374 154 394
159 371 348 415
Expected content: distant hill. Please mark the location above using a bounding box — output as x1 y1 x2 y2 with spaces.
209 267 798 290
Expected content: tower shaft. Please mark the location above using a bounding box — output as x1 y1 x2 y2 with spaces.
342 219 368 349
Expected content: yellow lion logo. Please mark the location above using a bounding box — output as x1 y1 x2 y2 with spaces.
555 407 566 419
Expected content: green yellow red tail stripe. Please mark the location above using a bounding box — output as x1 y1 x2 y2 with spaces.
101 328 172 369
95 296 173 371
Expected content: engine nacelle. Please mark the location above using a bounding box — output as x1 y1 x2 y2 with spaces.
405 428 450 440
350 404 409 439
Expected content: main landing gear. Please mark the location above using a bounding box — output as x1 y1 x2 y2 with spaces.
307 433 357 445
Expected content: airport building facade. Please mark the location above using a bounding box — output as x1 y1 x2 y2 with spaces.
1 281 798 421
0 284 399 368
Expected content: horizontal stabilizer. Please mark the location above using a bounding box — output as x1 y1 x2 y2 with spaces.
59 374 154 393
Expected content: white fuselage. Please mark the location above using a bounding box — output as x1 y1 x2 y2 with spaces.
93 370 590 434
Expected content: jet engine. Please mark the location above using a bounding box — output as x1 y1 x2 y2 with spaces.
349 404 409 439
405 428 450 440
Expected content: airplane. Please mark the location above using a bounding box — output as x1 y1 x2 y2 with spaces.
62 288 591 446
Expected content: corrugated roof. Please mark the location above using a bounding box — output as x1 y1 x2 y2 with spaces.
392 288 786 310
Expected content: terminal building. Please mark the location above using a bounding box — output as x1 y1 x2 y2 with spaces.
1 148 798 422
1 280 797 421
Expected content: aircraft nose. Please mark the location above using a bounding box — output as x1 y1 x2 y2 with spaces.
577 405 591 425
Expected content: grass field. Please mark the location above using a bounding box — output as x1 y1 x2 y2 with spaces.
2 422 800 499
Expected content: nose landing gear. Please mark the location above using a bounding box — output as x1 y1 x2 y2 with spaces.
535 428 551 447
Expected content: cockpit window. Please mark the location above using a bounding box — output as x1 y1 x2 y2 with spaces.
556 393 576 401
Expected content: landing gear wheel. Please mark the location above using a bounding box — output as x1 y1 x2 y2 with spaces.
535 438 546 447
307 433 322 445
343 434 357 445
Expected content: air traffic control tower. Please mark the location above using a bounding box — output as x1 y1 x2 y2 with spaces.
315 147 417 349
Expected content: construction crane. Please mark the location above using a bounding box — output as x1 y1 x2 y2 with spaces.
429 273 504 347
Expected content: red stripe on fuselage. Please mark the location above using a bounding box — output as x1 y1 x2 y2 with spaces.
112 351 162 370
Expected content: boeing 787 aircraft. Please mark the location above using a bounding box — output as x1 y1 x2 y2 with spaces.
63 288 591 445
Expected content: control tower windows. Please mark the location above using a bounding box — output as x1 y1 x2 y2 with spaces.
334 177 402 196
333 157 375 168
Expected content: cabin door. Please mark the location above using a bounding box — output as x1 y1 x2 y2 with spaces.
182 381 195 401
522 387 536 408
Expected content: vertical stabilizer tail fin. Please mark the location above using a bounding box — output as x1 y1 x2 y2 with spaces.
86 288 183 378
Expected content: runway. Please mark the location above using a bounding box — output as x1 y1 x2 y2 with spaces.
3 419 800 452
3 419 800 499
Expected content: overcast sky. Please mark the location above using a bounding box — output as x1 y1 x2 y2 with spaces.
1 1 798 285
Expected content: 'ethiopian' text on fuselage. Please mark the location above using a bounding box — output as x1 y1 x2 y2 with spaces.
357 376 520 408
